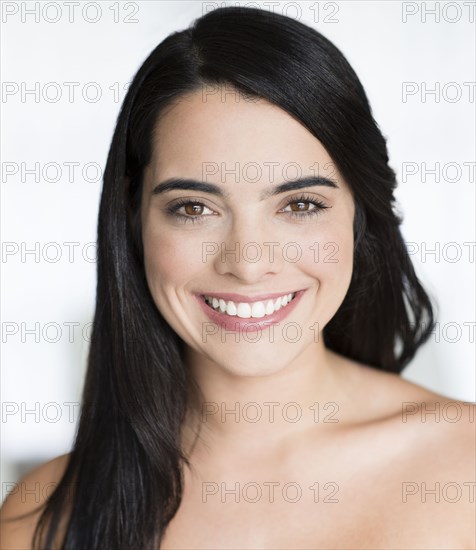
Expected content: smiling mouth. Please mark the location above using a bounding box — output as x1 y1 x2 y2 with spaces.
200 292 297 319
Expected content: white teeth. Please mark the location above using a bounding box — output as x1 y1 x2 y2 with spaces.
204 292 296 318
251 301 266 318
237 303 251 318
265 300 275 315
226 301 237 316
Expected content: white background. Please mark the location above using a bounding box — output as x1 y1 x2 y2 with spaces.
1 0 475 498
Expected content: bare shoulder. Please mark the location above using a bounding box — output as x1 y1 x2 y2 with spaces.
332 350 475 423
0 453 71 550
386 372 476 548
333 353 475 546
332 351 475 472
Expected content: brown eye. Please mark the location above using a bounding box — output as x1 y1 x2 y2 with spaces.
184 203 204 215
165 200 215 224
289 201 312 212
280 194 330 219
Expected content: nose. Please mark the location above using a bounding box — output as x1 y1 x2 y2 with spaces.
212 221 284 284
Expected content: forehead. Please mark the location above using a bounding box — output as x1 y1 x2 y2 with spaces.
148 86 334 180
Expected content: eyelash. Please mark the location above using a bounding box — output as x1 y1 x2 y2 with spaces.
165 194 330 224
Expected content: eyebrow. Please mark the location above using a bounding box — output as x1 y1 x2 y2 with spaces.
151 175 338 200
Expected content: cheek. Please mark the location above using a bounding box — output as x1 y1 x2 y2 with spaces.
298 217 354 294
142 220 203 298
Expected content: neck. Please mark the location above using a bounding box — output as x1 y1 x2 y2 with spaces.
181 340 350 459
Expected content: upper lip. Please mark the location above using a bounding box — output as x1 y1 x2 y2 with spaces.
197 290 302 303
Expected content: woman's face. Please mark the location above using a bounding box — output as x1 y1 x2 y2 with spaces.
140 86 355 376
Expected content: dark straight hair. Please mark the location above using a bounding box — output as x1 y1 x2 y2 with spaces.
32 6 435 548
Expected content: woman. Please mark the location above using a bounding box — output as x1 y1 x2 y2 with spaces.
2 6 474 549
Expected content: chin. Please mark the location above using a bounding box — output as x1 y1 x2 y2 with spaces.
204 343 300 378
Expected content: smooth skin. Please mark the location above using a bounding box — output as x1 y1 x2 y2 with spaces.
2 86 475 549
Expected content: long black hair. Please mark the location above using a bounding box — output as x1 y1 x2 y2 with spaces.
32 6 435 548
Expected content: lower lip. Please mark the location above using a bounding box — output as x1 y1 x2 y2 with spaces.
194 290 306 333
